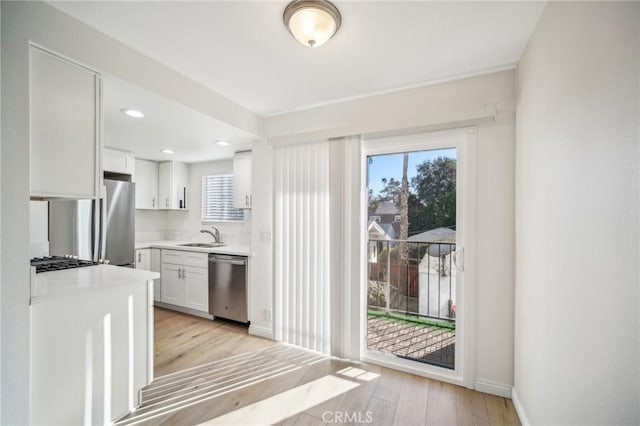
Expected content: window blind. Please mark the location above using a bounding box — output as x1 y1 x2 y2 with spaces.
201 174 243 223
274 141 331 354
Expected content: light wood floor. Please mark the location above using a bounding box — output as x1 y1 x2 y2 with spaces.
118 307 520 426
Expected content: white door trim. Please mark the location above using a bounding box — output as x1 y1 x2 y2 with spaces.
360 127 478 388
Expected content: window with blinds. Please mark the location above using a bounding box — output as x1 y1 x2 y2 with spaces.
201 174 244 223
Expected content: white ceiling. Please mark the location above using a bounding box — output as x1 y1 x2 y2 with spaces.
103 75 255 163
51 1 546 116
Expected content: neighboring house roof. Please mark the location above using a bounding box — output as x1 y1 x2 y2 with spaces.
368 221 391 240
374 202 399 216
379 223 400 240
408 227 456 243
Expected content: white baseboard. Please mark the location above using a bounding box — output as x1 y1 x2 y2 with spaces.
511 388 531 426
474 378 512 398
249 325 274 340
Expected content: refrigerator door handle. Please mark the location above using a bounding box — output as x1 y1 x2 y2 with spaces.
100 194 107 262
92 200 100 262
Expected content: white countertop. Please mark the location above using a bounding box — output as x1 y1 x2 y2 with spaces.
32 264 159 303
135 240 252 256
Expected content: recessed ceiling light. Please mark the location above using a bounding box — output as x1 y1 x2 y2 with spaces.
216 140 231 147
120 108 144 118
162 149 175 154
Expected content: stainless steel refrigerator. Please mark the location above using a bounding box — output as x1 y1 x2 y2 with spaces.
49 179 135 267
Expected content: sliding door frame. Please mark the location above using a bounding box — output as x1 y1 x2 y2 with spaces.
359 127 478 388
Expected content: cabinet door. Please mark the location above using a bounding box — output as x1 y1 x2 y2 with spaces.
233 152 252 209
184 266 209 312
104 148 134 175
158 162 172 209
150 249 161 302
30 46 101 198
160 263 185 307
172 162 190 210
135 159 158 209
135 249 150 270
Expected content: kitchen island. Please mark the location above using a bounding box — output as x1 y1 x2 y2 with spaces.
30 265 159 425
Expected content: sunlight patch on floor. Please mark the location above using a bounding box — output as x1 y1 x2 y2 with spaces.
197 375 361 426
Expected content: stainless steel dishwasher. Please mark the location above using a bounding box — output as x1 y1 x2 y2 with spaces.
208 254 248 323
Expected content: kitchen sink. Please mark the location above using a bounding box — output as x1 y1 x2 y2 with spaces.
179 242 226 248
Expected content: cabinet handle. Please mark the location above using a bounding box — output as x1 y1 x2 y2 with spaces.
152 198 155 208
245 195 248 206
166 198 169 208
250 195 252 206
178 268 182 279
138 252 141 262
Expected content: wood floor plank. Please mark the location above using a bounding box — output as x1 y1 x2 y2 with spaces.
366 396 396 425
484 393 521 426
456 386 491 426
118 308 523 426
393 374 430 426
425 380 458 426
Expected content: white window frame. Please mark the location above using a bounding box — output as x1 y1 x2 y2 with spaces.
201 174 244 223
361 127 477 389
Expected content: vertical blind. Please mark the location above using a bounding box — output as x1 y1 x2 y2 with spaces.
201 174 244 223
274 141 331 354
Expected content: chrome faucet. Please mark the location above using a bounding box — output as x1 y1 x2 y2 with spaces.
201 227 220 243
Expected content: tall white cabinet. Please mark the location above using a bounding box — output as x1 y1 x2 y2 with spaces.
233 151 252 209
30 46 102 199
135 159 159 209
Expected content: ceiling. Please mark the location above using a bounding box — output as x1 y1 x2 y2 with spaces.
103 75 255 163
51 1 546 116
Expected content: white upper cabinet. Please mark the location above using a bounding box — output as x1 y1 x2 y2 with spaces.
135 159 159 209
104 148 135 176
30 46 102 199
158 161 189 210
233 151 252 209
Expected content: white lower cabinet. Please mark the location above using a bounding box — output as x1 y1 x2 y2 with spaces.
135 248 150 270
151 249 161 302
137 248 162 302
160 249 208 314
184 266 208 312
161 263 185 306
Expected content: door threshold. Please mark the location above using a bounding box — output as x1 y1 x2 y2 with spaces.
361 350 467 389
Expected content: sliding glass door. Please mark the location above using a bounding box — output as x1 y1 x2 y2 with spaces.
362 129 475 385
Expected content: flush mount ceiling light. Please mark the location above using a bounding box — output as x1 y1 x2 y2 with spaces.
283 0 341 48
120 108 144 118
162 149 175 154
216 140 231 147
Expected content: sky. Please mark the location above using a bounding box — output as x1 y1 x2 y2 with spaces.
367 148 456 197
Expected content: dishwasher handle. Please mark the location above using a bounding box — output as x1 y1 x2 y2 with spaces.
209 255 247 266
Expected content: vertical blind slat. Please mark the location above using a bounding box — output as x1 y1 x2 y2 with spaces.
274 141 331 354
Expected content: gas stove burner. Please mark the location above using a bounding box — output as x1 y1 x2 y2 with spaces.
31 256 100 273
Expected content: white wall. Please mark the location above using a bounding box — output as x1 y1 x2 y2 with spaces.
2 3 32 422
261 70 517 393
135 210 166 242
249 140 274 337
514 2 639 425
0 4 3 423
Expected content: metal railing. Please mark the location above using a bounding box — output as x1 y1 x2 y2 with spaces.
367 238 456 322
